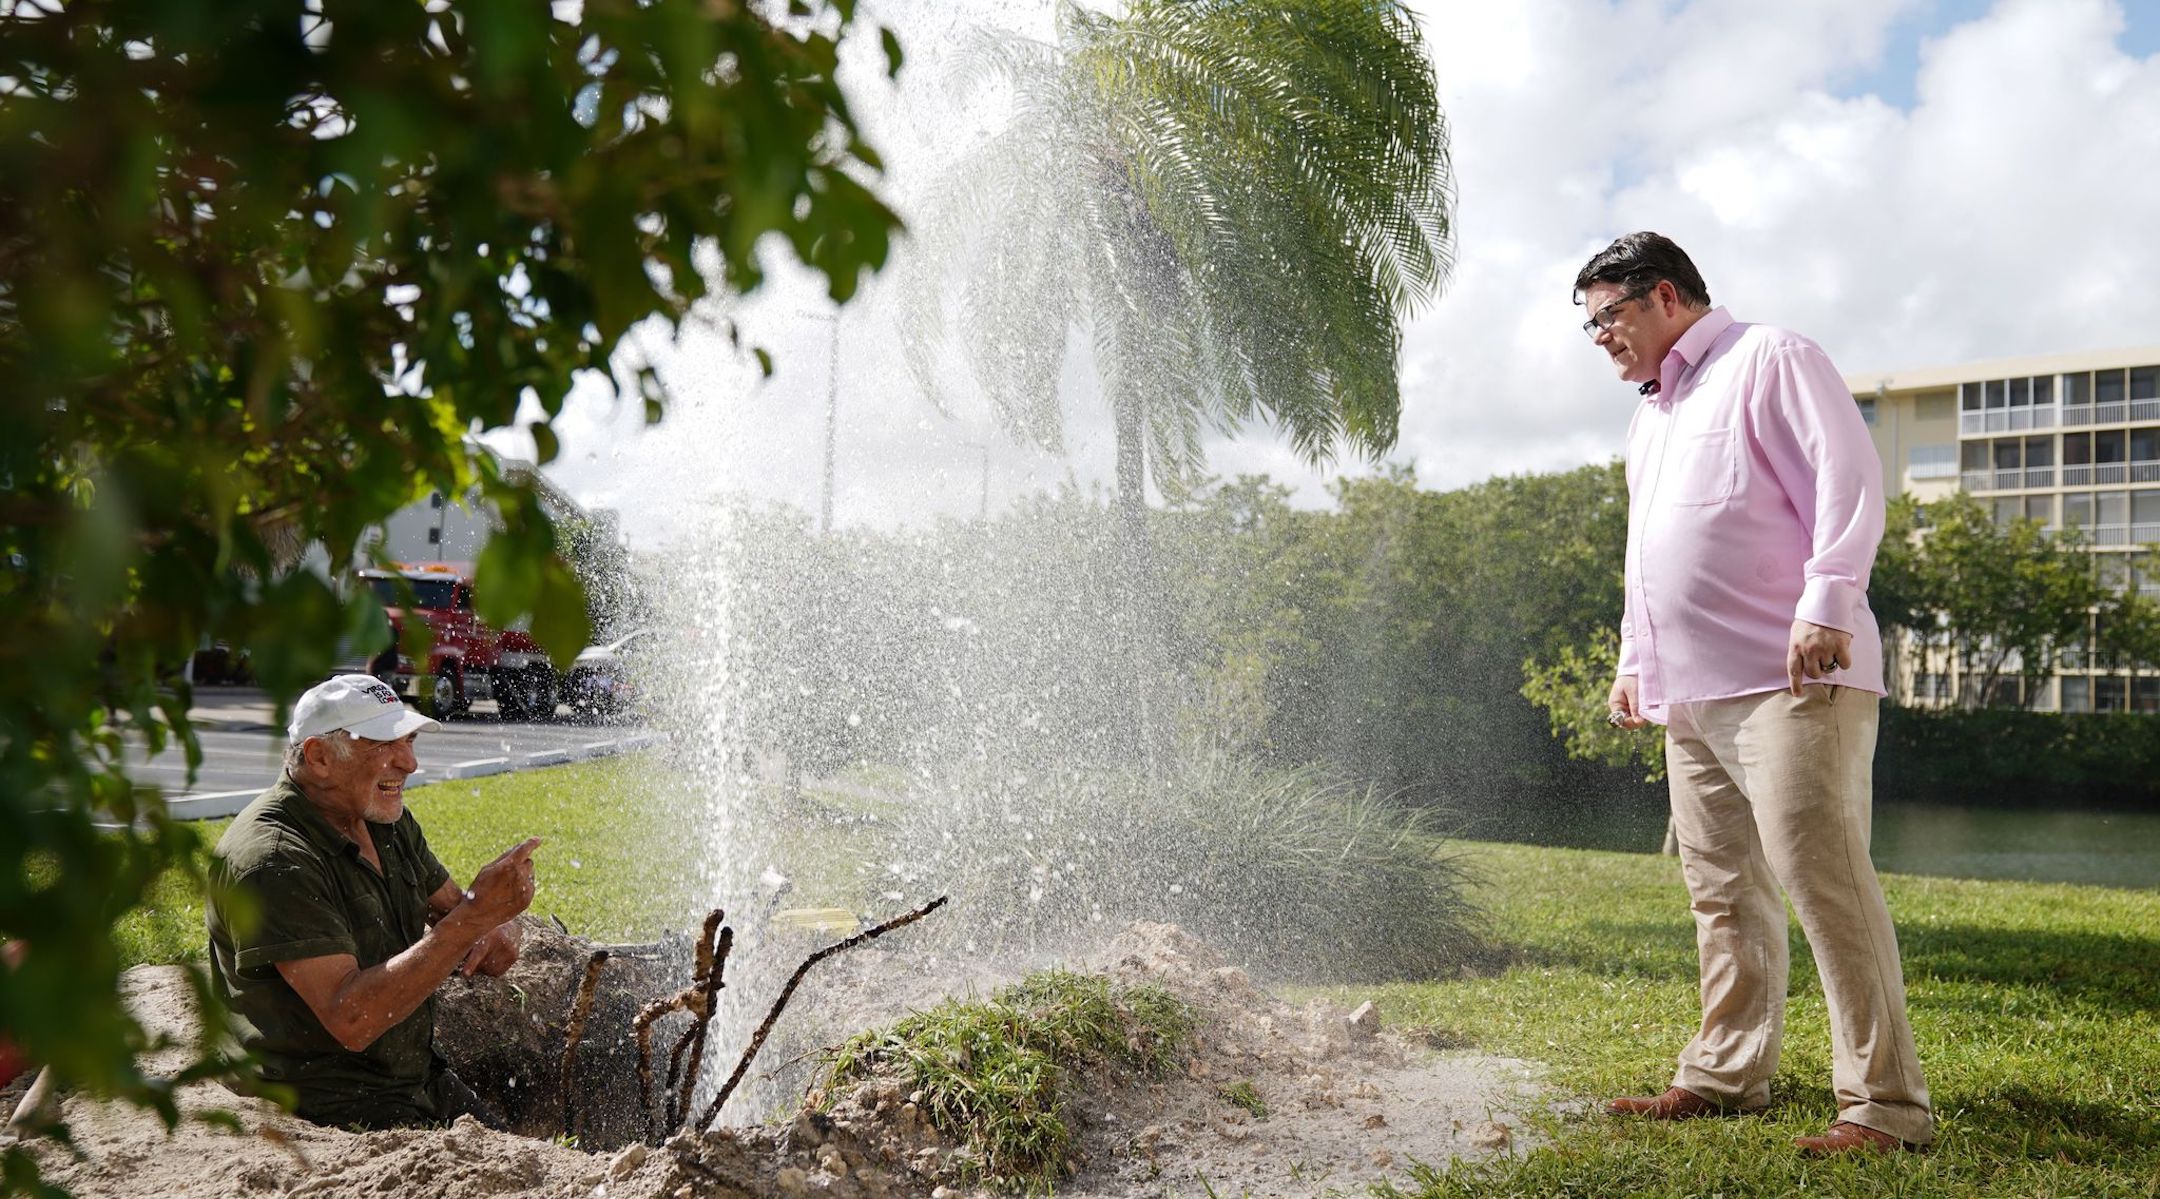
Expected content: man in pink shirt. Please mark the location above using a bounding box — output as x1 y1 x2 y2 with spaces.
1581 233 1932 1154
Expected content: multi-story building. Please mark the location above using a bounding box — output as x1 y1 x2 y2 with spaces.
1851 346 2160 713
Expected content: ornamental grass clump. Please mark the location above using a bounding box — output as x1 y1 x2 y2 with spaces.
823 971 1193 1192
899 759 1483 983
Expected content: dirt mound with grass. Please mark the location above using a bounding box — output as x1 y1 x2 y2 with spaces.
7 924 1543 1198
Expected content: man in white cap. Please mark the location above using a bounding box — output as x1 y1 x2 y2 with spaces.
206 674 541 1128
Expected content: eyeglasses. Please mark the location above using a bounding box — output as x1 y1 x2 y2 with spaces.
1581 288 1651 340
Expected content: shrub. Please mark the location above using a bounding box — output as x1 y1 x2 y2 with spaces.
892 759 1483 983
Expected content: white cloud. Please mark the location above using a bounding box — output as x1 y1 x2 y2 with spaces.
529 0 2160 545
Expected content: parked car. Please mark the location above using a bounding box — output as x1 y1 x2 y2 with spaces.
563 628 654 720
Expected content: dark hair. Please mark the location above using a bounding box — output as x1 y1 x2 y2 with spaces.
1573 232 1711 308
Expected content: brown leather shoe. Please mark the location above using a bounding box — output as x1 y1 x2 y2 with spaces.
1603 1086 1726 1120
1793 1121 1918 1155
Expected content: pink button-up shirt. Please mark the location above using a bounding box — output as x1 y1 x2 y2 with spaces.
1618 307 1886 723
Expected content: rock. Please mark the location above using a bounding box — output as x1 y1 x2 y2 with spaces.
816 1143 849 1178
1346 1000 1381 1039
930 1188 959 1199
1209 966 1252 993
1369 1148 1394 1169
608 1142 648 1180
790 1110 832 1150
1362 1113 1387 1129
775 1166 810 1196
1471 1121 1512 1151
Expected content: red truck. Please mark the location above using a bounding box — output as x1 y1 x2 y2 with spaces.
359 563 558 720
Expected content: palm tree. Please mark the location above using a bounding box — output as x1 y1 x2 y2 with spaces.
906 0 1454 767
908 0 1455 525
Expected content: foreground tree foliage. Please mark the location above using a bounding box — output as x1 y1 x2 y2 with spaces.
0 0 897 1177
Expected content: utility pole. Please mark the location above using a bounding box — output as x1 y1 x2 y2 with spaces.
800 310 842 535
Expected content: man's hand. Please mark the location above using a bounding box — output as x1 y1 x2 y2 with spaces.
1607 675 1650 730
458 922 523 978
460 837 541 926
1787 620 1853 695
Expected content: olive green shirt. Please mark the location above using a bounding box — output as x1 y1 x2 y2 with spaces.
206 775 454 1128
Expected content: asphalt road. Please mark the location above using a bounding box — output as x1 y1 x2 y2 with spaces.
127 689 652 817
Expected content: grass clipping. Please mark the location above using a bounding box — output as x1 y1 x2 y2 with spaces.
819 970 1194 1191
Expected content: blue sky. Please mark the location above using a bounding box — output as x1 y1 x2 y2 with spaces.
1845 0 2159 106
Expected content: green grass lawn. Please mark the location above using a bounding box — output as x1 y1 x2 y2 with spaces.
122 761 2160 1197
1359 842 2160 1199
120 753 710 965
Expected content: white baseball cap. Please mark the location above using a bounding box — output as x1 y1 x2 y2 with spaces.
288 674 442 743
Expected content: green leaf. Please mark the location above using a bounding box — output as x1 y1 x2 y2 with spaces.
531 557 593 668
475 533 544 630
882 26 904 78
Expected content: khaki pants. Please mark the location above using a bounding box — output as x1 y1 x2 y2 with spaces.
1664 685 1933 1146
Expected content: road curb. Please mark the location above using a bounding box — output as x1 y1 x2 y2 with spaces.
156 731 668 823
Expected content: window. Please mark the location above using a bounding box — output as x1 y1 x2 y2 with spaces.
2099 555 2131 589
2097 430 2126 463
2064 431 2092 465
454 585 474 612
1985 379 2007 409
1960 381 1983 411
1856 397 1878 425
2097 369 2125 404
2032 375 2053 405
367 577 456 609
2125 678 2160 717
2133 366 2159 400
2009 377 2031 407
2064 492 2093 528
2134 678 2160 714
2134 489 2160 531
1908 444 1958 479
2063 372 2090 406
2024 435 2054 467
1962 441 1990 472
2133 428 2159 462
2095 675 2128 712
2098 491 2129 527
2026 495 2054 525
2061 676 2091 713
1993 439 2021 469
1994 497 2021 527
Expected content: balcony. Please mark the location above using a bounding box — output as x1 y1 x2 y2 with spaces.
1963 466 2058 491
1959 405 2058 436
2058 401 2160 426
2135 522 2160 545
2133 460 2160 483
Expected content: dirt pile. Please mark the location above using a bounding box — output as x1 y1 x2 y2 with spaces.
7 924 1544 1199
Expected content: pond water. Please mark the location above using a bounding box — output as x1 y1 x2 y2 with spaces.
1473 797 2160 891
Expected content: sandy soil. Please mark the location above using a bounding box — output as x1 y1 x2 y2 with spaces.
5 926 1549 1199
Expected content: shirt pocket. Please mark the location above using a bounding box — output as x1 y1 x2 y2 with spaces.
1668 427 1736 506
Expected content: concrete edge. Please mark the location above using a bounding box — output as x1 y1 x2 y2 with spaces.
140 732 671 824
